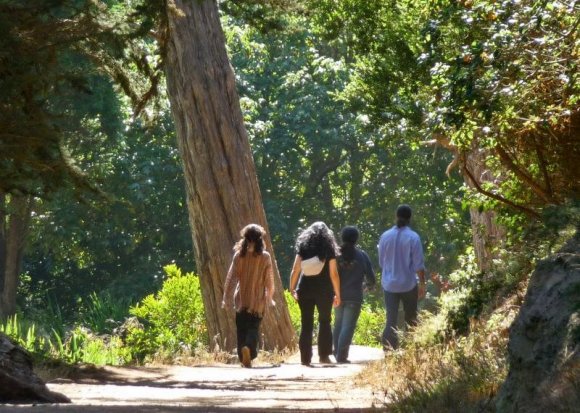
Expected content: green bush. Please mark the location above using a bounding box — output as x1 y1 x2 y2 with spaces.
284 290 302 333
1 315 131 366
49 326 131 365
81 291 132 334
1 314 47 355
353 302 384 347
126 264 207 362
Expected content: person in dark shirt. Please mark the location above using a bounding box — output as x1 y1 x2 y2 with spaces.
289 222 341 366
333 226 376 363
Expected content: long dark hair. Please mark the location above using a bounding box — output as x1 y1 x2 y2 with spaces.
234 224 266 257
295 221 339 260
340 226 359 262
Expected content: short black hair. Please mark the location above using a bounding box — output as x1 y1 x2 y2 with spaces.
396 204 412 227
341 226 359 244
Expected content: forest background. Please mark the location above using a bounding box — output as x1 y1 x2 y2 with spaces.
0 0 578 411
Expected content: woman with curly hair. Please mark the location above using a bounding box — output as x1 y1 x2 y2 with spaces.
222 224 275 368
289 221 341 366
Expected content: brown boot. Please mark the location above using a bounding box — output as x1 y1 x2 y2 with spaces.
241 346 252 368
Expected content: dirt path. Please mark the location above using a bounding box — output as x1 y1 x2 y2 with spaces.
1 346 387 412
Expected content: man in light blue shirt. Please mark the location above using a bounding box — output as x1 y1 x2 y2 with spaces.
378 204 426 350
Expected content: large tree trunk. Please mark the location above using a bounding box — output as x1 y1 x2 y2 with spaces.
164 0 294 351
0 193 32 319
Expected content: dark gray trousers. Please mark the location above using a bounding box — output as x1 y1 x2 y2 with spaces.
382 285 418 349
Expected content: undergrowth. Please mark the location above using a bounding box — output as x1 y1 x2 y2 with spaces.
357 206 578 412
360 290 523 413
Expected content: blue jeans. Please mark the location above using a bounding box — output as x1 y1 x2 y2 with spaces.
333 301 362 362
382 286 418 350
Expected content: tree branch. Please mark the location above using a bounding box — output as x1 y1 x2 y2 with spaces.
461 163 540 219
534 132 554 201
494 143 554 204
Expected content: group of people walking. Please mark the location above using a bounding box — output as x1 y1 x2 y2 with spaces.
222 205 426 368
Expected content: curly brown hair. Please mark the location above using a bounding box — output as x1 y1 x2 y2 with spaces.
234 223 266 257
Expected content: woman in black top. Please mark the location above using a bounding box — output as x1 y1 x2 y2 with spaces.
333 226 376 363
289 222 341 365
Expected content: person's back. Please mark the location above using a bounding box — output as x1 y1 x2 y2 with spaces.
378 225 423 293
337 248 375 302
377 205 426 350
231 250 274 316
289 221 341 365
333 226 376 363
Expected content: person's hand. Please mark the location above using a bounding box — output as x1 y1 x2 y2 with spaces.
291 290 298 302
333 295 341 308
418 283 426 300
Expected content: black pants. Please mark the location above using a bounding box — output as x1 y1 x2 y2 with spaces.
298 291 333 364
235 310 262 361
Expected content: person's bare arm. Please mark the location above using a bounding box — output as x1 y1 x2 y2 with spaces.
328 258 341 307
289 254 302 301
221 254 238 308
264 254 275 305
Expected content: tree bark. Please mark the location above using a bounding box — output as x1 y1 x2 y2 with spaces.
463 151 506 271
0 332 70 403
164 0 294 351
0 193 32 319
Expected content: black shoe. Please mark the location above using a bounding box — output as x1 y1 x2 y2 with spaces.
319 356 332 364
336 359 351 364
301 361 311 367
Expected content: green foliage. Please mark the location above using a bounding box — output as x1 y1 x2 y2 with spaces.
430 248 522 336
419 215 575 341
48 327 130 366
126 265 207 362
352 302 384 347
284 290 302 333
1 315 130 366
225 13 471 280
309 0 580 220
81 292 133 335
21 114 192 322
0 0 160 196
0 314 46 354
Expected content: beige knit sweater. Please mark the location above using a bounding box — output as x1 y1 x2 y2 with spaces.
222 250 275 316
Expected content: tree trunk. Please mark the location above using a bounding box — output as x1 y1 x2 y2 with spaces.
0 193 32 319
0 332 70 403
164 0 294 351
464 151 506 271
